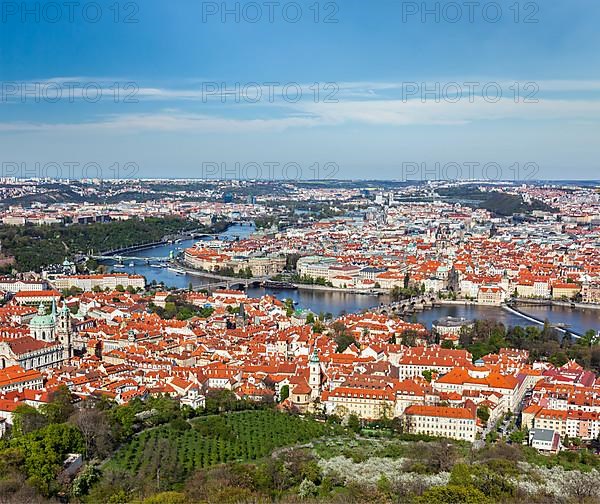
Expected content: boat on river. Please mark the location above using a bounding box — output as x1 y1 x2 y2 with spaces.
168 267 186 275
261 280 298 290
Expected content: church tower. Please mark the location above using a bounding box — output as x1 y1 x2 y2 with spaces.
236 302 247 329
56 304 73 360
308 347 321 399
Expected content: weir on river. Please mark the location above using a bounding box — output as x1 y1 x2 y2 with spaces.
503 303 582 338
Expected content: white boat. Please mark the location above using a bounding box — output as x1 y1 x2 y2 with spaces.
114 264 125 269
128 262 135 267
150 264 162 268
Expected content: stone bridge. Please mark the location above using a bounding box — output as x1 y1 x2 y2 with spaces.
193 276 270 293
374 295 437 315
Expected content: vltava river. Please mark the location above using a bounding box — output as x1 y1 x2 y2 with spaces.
102 224 599 335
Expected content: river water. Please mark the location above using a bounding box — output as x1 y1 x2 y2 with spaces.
102 224 600 335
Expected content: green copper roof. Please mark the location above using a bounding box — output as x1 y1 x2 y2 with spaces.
30 302 56 327
30 313 55 327
309 348 320 363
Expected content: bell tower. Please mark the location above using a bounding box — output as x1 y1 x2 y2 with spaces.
308 347 321 399
56 304 72 360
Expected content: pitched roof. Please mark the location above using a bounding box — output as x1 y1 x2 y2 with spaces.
405 404 475 419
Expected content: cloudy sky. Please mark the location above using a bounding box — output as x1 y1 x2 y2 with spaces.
1 0 599 180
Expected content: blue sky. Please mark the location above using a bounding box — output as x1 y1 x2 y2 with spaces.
1 0 599 180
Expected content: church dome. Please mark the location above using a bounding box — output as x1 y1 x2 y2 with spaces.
30 303 56 327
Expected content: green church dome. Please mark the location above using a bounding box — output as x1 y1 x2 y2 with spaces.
30 302 56 327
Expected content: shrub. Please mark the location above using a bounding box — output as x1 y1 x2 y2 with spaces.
298 478 318 498
415 484 492 504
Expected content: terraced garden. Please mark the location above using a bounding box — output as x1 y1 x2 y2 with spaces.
107 410 333 486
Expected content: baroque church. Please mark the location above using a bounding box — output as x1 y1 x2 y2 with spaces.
289 347 326 413
0 301 72 370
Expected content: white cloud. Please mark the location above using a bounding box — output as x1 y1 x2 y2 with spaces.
295 97 600 126
2 76 600 133
0 112 320 133
5 77 600 104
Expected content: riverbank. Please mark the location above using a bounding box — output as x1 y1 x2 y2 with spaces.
514 298 600 311
434 299 479 306
173 259 256 283
296 283 386 295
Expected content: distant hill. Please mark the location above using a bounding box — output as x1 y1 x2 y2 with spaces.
437 186 556 216
0 217 199 272
478 192 556 216
2 187 88 206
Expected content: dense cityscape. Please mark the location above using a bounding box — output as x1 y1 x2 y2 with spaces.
0 178 598 502
3 0 600 502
